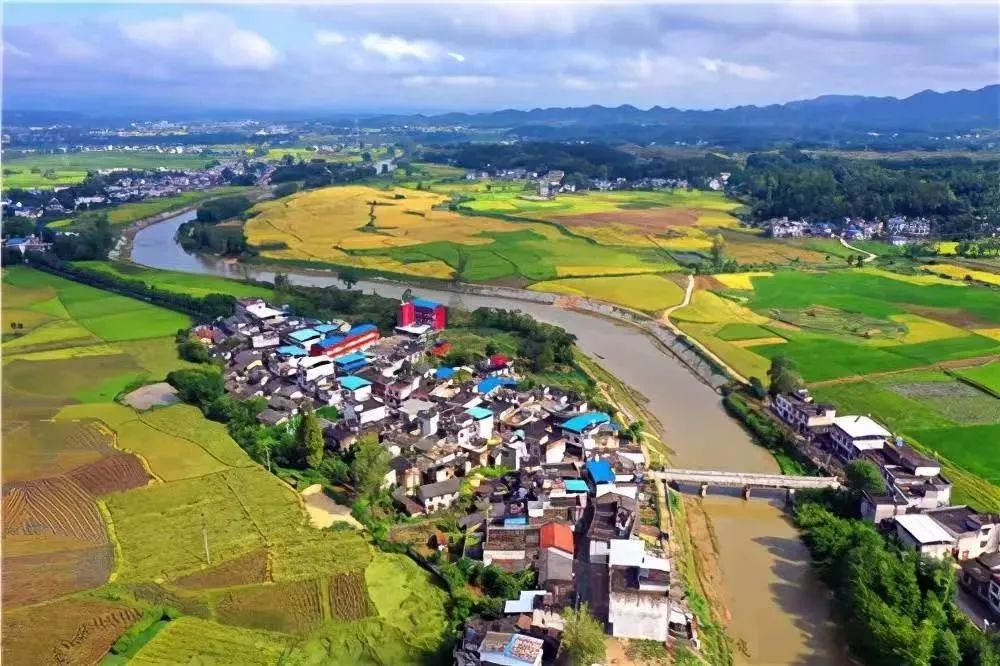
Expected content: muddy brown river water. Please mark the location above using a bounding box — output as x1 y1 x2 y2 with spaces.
132 211 848 664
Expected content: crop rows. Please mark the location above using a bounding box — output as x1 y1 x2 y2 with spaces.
68 451 152 496
328 571 375 621
3 477 107 543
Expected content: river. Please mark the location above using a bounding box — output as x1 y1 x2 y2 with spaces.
132 211 846 664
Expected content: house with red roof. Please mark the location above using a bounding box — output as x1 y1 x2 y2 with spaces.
539 522 574 556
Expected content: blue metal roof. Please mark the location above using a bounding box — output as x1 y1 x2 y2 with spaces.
277 345 307 357
340 376 372 391
561 411 610 433
586 460 615 484
316 335 345 348
314 323 340 333
476 376 517 394
435 367 456 380
334 351 368 366
5 237 27 245
411 297 442 309
348 323 377 336
288 328 320 342
466 406 493 420
565 479 589 493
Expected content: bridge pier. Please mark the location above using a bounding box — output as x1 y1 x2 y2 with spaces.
699 482 708 498
742 485 751 500
785 488 796 507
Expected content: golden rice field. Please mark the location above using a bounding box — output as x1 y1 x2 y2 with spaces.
712 271 774 290
528 273 685 312
922 263 1000 286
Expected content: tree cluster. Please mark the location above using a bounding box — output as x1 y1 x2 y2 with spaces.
270 159 376 189
195 195 253 223
795 499 1000 665
470 308 575 372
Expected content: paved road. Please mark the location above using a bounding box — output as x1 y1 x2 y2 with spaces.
838 236 878 262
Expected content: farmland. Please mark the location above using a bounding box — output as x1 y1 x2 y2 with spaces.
665 265 1000 509
245 184 678 283
76 261 272 298
528 273 685 312
2 266 450 664
2 150 214 189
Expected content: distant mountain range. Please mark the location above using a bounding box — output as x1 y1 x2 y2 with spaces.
366 85 999 133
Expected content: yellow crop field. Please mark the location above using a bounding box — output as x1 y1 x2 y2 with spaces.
246 185 533 260
555 265 664 278
530 274 684 312
671 289 770 325
887 314 971 344
713 272 773 291
922 263 1000 286
937 241 958 255
975 328 1000 342
858 267 963 287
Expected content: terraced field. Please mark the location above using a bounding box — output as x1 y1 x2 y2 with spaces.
1 266 450 664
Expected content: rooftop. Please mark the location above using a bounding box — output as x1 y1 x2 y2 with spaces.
894 513 955 545
411 297 443 309
561 411 611 434
466 406 493 421
340 376 372 391
539 522 574 555
478 632 544 666
288 328 320 342
833 415 891 440
585 459 615 484
478 376 518 395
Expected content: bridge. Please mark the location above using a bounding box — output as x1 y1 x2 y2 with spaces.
651 469 841 499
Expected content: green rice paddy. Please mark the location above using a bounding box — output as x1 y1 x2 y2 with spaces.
2 151 214 190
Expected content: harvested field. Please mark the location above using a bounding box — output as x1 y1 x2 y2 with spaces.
2 544 113 608
121 582 212 619
122 382 179 410
328 571 376 621
172 548 271 590
67 451 152 496
130 617 294 665
2 598 141 665
365 553 449 651
3 476 106 543
2 420 114 482
213 579 325 634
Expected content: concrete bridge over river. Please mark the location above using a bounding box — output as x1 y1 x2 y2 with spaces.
651 469 841 500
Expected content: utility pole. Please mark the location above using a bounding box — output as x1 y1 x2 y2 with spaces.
202 511 211 565
265 445 272 474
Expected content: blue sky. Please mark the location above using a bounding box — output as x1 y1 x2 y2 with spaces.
3 2 998 114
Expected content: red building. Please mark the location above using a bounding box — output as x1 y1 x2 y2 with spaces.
398 298 447 331
309 323 380 359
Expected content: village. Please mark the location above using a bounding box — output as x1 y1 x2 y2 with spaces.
770 388 1000 625
189 294 696 665
765 214 934 245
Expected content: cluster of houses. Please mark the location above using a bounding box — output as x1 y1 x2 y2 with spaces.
765 215 933 245
772 388 1000 621
3 162 243 220
462 167 703 199
193 296 699 663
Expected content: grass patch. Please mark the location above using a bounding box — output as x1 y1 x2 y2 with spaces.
2 151 213 189
76 262 272 299
715 323 778 341
952 361 1000 398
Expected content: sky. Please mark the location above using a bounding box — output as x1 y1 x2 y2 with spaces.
3 1 998 115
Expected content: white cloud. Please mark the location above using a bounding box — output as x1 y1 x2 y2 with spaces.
315 30 346 46
447 51 466 63
699 58 775 81
122 12 279 71
361 33 439 61
3 42 32 59
559 75 597 91
403 74 495 87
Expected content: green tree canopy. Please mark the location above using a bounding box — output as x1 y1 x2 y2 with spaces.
562 604 606 666
845 459 887 496
767 355 803 396
296 406 324 469
351 434 390 501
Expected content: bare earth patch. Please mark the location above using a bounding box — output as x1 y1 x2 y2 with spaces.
300 484 363 529
122 382 179 410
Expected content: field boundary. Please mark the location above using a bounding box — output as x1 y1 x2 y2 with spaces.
97 500 126 583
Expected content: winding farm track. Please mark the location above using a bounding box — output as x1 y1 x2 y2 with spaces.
838 236 878 263
661 275 752 385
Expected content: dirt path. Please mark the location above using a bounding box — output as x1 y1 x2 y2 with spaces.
660 276 751 385
839 236 877 263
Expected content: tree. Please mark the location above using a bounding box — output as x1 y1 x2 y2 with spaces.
562 604 606 666
177 335 212 363
625 420 645 443
166 367 225 407
845 459 887 496
351 434 389 501
767 355 803 396
297 406 324 469
484 341 499 357
710 233 726 269
748 376 767 399
337 267 360 290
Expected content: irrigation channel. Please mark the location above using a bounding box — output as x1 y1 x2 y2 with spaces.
131 209 848 664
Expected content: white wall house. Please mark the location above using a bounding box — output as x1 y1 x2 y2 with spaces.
830 415 890 461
